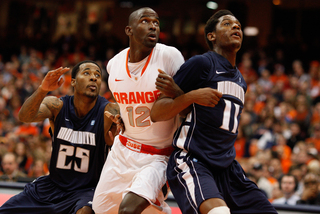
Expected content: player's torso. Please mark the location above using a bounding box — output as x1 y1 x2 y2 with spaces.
108 46 179 148
50 96 108 190
174 52 247 168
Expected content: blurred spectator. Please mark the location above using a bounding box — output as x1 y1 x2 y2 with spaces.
289 164 306 196
270 63 289 90
0 152 27 182
28 159 47 179
238 52 258 85
286 123 305 150
306 123 320 153
13 142 33 174
258 69 273 93
272 174 300 205
269 157 284 181
270 181 283 203
249 161 273 199
234 127 246 159
292 60 310 85
307 159 320 176
272 134 292 174
294 95 312 137
292 142 314 168
249 116 276 155
309 60 320 99
311 97 320 125
297 173 320 205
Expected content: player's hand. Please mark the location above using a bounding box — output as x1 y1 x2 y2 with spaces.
190 88 222 107
105 111 125 134
155 69 184 98
39 67 70 92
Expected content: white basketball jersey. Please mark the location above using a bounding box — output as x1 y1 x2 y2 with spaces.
107 43 185 148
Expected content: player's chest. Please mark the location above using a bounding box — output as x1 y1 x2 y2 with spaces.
109 68 159 92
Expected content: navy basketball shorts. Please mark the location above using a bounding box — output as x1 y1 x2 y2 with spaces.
167 149 278 214
0 176 94 214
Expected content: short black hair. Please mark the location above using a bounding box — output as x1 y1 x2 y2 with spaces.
71 60 102 79
204 9 235 50
279 174 299 191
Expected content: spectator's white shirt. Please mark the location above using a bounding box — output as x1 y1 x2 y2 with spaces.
272 194 300 205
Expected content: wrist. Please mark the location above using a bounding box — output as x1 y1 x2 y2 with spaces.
38 85 50 94
183 91 197 105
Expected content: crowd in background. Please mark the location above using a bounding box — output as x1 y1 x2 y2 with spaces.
1 26 320 205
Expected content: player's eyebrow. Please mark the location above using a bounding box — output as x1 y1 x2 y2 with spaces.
222 17 241 24
83 67 101 73
140 15 159 20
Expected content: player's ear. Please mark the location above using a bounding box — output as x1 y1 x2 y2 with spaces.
71 79 76 87
207 32 216 42
125 26 132 36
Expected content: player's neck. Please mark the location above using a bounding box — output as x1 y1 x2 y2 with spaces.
214 49 237 67
129 46 153 63
73 95 97 118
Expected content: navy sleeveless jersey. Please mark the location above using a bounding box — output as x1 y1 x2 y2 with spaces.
49 95 109 191
173 51 247 169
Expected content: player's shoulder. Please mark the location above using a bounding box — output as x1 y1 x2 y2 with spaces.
107 47 129 72
108 48 129 64
155 43 182 55
97 95 109 105
186 52 212 67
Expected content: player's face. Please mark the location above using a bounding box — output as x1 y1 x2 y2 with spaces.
131 9 160 48
214 15 242 52
73 63 102 98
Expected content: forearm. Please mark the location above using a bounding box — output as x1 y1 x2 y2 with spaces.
179 106 192 118
151 91 195 122
18 87 49 122
151 87 222 122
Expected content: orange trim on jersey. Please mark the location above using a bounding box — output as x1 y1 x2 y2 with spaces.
119 134 174 156
126 48 154 78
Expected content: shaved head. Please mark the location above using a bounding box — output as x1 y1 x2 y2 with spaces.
128 7 157 25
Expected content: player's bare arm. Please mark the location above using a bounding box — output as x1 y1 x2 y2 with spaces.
155 69 184 98
18 67 69 123
104 102 120 146
151 87 222 122
155 69 193 118
19 88 63 123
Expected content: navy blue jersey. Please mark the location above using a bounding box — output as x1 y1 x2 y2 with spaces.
173 51 247 169
49 95 109 190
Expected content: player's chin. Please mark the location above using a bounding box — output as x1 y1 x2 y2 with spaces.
145 40 157 48
86 92 99 99
232 41 242 49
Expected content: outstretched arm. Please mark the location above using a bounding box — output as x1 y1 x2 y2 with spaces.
150 88 222 122
18 67 70 123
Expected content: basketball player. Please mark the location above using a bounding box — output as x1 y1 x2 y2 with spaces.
151 10 278 214
0 61 118 214
92 7 185 214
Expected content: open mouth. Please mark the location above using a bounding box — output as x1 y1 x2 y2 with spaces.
232 32 241 39
148 33 157 41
